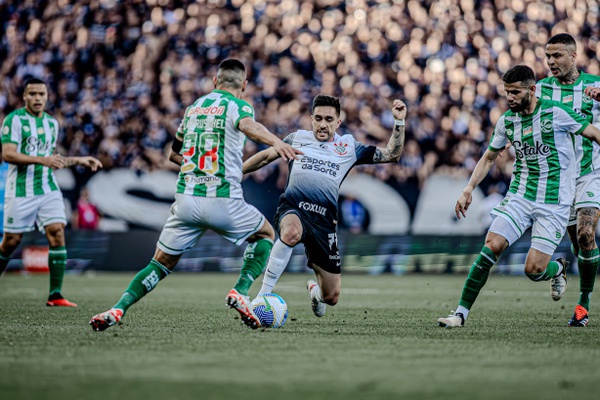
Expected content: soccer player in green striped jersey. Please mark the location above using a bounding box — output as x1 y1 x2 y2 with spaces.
0 78 103 307
90 59 302 331
438 65 600 328
536 33 600 327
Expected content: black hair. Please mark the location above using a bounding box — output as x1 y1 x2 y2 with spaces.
312 95 341 116
23 77 46 93
502 65 535 86
548 33 576 48
218 59 246 74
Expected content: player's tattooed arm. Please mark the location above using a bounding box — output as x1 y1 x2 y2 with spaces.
61 155 103 171
373 99 407 163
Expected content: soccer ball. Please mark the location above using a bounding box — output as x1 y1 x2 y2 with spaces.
251 293 288 328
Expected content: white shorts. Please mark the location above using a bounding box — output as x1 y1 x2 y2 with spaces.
157 193 266 255
490 193 570 255
3 191 67 233
568 170 600 226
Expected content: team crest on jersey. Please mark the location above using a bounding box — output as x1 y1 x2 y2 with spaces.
562 95 573 103
541 119 553 133
23 125 30 132
333 142 348 156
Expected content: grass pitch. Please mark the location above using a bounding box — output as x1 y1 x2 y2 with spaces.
1 272 599 400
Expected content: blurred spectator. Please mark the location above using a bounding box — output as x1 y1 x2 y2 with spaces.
0 0 598 220
339 195 370 234
71 187 101 230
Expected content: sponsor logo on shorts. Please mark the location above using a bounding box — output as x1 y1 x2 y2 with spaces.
587 191 594 197
556 231 561 239
299 201 327 216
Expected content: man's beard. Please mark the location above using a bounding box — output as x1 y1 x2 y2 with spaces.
509 96 531 113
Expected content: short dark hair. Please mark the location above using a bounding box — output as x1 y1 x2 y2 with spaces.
312 95 341 116
23 77 46 93
216 59 246 89
548 33 576 48
502 65 535 86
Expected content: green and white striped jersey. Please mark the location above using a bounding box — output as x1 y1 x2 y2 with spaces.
174 89 254 199
536 72 600 177
489 98 589 205
1 108 60 197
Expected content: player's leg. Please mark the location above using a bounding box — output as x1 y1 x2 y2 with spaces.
523 203 571 301
43 222 78 307
90 248 180 331
38 192 74 306
0 233 23 276
570 206 600 326
438 230 508 327
232 221 275 296
303 226 341 317
257 213 302 296
90 194 195 331
0 196 37 276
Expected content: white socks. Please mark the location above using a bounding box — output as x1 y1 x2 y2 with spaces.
455 305 469 320
258 240 294 296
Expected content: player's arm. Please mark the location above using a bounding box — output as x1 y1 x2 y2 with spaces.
373 100 407 163
242 147 280 174
456 148 500 219
579 124 600 146
238 117 302 161
169 137 183 166
59 155 103 171
1 143 65 169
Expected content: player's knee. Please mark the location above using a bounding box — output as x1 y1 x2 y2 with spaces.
1 234 22 253
280 228 301 246
524 262 545 274
322 291 339 306
45 225 65 246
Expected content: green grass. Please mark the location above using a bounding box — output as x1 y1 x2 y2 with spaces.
1 272 599 400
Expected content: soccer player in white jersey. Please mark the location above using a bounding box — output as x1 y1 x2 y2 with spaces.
536 33 600 327
90 59 301 331
438 65 600 328
243 95 406 317
0 78 103 307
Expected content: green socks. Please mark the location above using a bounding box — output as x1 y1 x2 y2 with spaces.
458 246 497 309
48 246 67 296
113 259 170 315
234 238 274 296
525 261 561 282
577 248 599 310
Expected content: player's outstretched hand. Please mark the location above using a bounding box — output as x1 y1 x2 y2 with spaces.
45 154 65 170
273 140 303 162
392 99 407 120
455 186 473 219
79 156 104 171
584 86 600 101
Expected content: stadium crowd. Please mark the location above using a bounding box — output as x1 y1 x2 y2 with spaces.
0 0 599 219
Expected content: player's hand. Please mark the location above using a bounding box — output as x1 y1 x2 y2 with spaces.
584 86 600 101
79 156 104 171
455 186 473 219
272 140 303 162
45 154 65 170
392 99 407 120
